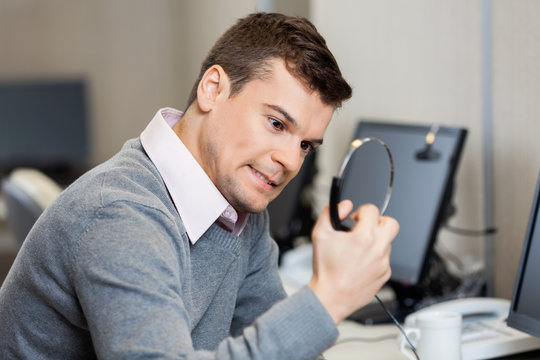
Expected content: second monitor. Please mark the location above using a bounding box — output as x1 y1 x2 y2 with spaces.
342 120 468 323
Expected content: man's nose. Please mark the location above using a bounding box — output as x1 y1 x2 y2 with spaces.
271 141 303 173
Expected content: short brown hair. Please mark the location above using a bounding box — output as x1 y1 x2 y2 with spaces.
186 12 352 109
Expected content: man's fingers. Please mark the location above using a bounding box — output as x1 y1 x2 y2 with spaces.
379 215 400 240
338 199 354 220
349 203 380 232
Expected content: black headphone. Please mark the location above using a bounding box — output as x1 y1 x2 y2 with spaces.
329 137 394 231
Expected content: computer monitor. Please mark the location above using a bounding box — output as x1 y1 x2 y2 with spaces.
507 171 540 337
344 120 467 323
0 80 89 183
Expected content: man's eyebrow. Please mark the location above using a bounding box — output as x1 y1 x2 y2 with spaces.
266 104 297 127
265 104 324 145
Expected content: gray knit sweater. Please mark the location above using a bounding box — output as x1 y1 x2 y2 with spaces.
0 139 338 359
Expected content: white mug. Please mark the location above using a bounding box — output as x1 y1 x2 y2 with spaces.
399 311 462 360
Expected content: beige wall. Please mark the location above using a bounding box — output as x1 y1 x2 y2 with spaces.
492 0 540 298
311 0 540 298
0 0 255 165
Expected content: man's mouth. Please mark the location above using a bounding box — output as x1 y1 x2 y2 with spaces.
251 166 277 187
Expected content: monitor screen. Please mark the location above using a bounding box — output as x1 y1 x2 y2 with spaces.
341 121 467 285
0 80 89 173
507 172 540 337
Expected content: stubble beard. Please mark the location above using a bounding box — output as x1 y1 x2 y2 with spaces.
204 142 271 214
218 174 270 214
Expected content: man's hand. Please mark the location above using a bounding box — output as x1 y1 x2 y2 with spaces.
308 200 399 324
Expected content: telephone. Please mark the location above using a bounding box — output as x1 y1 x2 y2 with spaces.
401 297 540 360
404 297 510 327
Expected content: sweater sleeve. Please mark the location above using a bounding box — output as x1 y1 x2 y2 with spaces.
226 211 339 359
219 286 339 360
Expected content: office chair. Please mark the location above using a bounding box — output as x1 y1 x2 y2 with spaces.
1 168 62 247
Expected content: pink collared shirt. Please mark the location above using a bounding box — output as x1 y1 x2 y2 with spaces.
140 107 248 244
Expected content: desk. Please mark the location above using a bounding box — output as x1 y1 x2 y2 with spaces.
324 321 407 359
280 266 540 359
324 320 540 359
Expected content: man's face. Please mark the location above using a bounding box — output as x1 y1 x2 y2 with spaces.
188 59 334 213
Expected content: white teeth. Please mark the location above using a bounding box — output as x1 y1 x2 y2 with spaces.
254 169 273 185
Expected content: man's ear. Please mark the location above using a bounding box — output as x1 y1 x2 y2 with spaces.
196 65 230 113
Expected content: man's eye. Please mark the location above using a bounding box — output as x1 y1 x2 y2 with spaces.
269 117 284 131
300 141 314 153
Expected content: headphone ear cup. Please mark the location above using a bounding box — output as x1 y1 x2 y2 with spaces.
330 176 350 231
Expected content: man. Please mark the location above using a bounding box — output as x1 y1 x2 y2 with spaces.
0 12 398 359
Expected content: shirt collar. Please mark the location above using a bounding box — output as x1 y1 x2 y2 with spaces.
140 107 248 243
